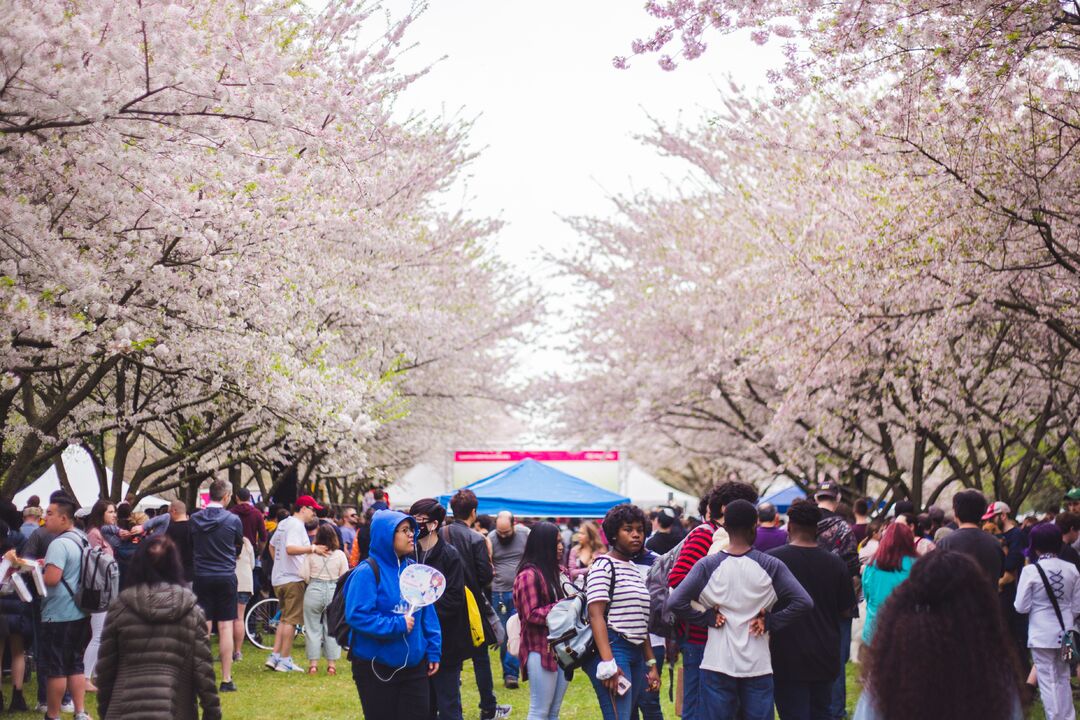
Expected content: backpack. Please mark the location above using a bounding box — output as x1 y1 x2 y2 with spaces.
645 536 685 637
546 558 614 671
58 531 119 613
327 556 378 651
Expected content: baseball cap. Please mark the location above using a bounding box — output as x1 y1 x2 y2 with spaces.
296 495 324 512
814 482 840 500
74 507 92 519
981 501 1011 520
1064 488 1080 502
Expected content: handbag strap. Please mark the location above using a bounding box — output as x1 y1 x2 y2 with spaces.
1034 561 1068 633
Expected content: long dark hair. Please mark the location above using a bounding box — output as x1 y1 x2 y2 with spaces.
87 499 114 531
518 522 563 598
128 536 185 587
865 550 1022 719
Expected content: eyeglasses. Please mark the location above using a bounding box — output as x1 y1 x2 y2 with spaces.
397 525 414 535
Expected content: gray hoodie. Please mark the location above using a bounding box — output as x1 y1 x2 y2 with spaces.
189 506 243 578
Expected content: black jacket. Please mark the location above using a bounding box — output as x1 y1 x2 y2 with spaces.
417 538 472 665
189 507 243 579
442 521 493 595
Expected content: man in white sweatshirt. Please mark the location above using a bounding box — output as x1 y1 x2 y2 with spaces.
666 499 812 720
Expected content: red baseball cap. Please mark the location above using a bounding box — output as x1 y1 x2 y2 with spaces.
296 495 324 512
981 501 1010 521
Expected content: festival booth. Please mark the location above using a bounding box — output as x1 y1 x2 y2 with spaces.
625 463 698 511
438 458 631 518
13 445 167 510
758 484 807 514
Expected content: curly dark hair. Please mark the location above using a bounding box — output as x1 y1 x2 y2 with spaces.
601 503 647 551
865 550 1022 720
707 481 758 521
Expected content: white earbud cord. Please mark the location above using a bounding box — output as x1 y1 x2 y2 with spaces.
371 554 411 683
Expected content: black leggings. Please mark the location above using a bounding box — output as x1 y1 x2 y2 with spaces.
352 657 429 720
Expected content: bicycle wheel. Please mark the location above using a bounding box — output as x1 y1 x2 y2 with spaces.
245 597 279 650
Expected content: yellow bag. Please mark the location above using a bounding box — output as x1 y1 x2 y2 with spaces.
464 586 485 647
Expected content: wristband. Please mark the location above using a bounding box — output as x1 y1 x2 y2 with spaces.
645 659 657 667
596 658 619 680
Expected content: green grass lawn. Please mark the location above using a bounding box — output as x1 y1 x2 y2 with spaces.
5 643 1071 718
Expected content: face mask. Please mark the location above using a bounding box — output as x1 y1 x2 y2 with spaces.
417 524 432 539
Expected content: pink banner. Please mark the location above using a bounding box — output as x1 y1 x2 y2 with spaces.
453 450 619 463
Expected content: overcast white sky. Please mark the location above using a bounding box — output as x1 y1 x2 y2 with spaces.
370 2 782 442
379 1 780 262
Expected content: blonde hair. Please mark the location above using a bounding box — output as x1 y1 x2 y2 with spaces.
579 521 607 553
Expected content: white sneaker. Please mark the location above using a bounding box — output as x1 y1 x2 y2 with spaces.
264 653 280 670
274 657 305 672
74 712 93 720
61 699 76 713
34 703 48 713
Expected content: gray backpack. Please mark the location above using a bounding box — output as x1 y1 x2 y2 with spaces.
58 531 120 613
645 537 686 637
546 560 613 671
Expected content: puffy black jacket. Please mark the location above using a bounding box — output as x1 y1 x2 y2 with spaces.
97 583 220 720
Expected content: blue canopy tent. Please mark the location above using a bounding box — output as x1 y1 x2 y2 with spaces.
437 459 631 518
759 485 807 514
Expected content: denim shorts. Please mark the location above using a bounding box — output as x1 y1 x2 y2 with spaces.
237 591 252 605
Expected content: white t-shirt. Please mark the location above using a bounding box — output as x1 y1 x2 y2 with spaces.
699 554 778 677
271 516 310 586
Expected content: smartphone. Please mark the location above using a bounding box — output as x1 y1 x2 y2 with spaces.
616 675 632 696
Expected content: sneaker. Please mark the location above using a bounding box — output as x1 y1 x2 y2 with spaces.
34 702 48 713
481 705 512 720
74 713 92 720
274 657 305 673
233 650 243 662
503 676 519 689
264 653 280 670
219 680 238 693
60 700 75 713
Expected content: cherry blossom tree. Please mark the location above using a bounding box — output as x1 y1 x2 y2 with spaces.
0 0 529 501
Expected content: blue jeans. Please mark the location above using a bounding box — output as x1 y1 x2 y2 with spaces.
471 644 497 715
701 670 775 720
493 590 520 680
678 640 705 720
633 644 665 720
525 652 569 720
430 659 464 720
774 676 832 720
585 634 647 720
829 618 852 719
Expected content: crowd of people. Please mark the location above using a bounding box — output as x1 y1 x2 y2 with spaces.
7 477 1080 719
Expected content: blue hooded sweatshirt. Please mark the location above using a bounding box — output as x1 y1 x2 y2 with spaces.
344 509 441 667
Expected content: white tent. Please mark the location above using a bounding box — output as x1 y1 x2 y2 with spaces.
386 463 448 510
14 446 167 510
625 463 698 511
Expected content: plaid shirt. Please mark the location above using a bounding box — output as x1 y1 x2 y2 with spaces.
513 565 560 676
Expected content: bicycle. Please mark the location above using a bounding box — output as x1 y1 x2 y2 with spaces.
245 596 306 653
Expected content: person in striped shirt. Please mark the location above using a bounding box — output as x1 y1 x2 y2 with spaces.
585 504 661 720
667 480 760 720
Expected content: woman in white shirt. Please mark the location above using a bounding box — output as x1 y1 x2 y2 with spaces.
1015 523 1080 720
300 524 349 674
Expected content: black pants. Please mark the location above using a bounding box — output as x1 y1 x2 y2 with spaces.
352 657 429 720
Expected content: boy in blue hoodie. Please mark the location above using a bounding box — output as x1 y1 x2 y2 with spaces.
345 509 442 719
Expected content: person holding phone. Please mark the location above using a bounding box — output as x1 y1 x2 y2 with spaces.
585 504 660 720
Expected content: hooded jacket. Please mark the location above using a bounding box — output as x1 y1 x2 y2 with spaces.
189 506 244 578
415 535 471 665
344 509 441 667
229 502 267 550
96 583 221 720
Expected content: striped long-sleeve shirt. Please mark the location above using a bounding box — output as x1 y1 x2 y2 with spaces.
668 522 720 645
